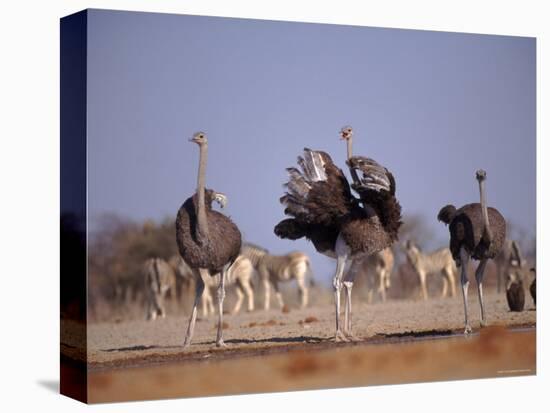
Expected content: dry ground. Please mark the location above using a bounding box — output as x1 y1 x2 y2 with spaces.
78 292 535 367
60 292 536 403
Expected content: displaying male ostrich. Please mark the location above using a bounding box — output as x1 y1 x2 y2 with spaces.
274 126 402 341
437 170 506 334
176 132 242 348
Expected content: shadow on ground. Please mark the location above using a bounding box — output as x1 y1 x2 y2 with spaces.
37 380 59 394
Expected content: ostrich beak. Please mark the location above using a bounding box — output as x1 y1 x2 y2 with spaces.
339 126 353 140
476 169 487 181
213 192 227 209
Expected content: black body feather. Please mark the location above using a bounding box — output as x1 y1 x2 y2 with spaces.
506 281 525 312
444 203 506 262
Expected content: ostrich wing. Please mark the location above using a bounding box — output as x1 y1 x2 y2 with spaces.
346 156 392 192
279 148 356 227
346 156 402 242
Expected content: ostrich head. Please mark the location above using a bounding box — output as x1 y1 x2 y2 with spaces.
205 189 227 209
190 131 208 145
339 126 353 141
475 169 487 182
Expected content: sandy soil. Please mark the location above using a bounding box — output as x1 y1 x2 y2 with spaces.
62 292 536 403
70 292 536 368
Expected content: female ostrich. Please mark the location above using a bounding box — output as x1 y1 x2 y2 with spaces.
176 131 241 348
274 126 402 341
437 170 506 334
529 267 536 306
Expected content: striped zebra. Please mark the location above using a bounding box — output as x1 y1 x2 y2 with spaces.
143 257 177 320
241 243 311 310
351 247 394 303
403 240 457 300
170 255 255 316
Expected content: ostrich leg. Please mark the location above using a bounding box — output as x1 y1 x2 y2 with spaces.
475 258 489 327
343 262 358 340
183 269 206 348
333 254 348 342
216 263 230 347
459 248 472 334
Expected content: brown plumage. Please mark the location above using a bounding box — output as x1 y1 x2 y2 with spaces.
442 203 506 262
506 280 525 312
274 127 402 341
176 189 241 274
178 131 242 349
438 169 506 334
530 268 536 305
275 150 401 257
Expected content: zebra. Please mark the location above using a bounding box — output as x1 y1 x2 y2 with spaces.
351 247 394 303
143 257 177 320
403 240 457 300
170 255 255 316
241 243 311 310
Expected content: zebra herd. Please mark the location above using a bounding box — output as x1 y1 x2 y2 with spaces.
141 243 313 320
142 237 533 321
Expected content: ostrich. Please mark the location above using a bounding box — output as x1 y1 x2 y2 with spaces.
176 131 242 348
529 267 536 306
274 126 402 341
437 170 506 334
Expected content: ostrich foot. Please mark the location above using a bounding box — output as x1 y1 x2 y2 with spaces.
463 325 473 335
183 339 191 349
334 330 349 342
344 331 362 342
216 339 227 348
480 319 487 327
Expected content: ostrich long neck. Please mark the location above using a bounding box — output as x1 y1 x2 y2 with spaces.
347 137 360 184
478 179 493 243
196 143 209 240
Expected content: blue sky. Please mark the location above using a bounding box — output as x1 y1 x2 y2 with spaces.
86 9 535 283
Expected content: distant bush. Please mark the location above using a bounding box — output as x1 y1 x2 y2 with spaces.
88 214 179 321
